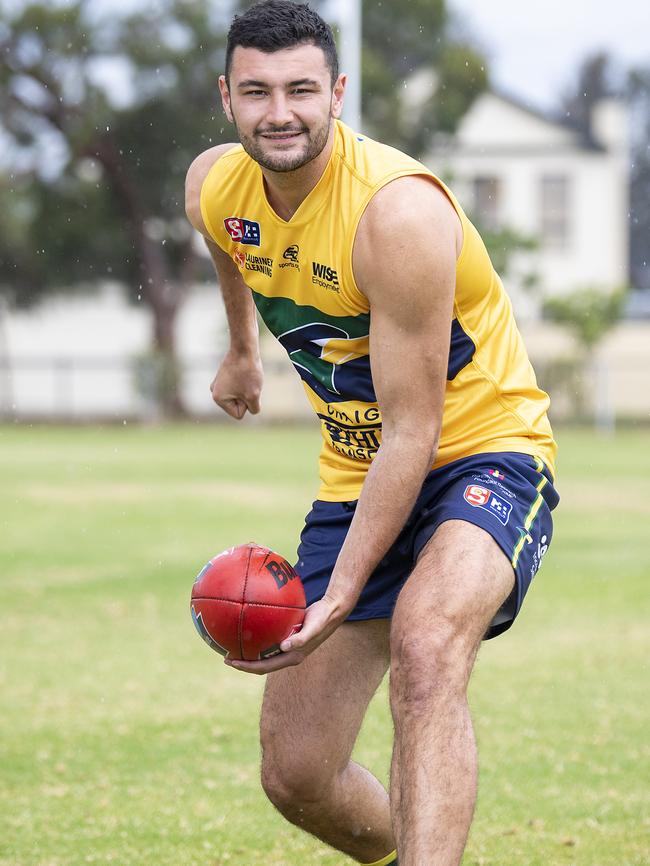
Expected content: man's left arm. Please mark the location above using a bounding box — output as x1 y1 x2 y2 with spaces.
227 176 459 673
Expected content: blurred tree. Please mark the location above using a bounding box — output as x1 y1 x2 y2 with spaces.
543 287 626 352
357 0 488 155
543 286 626 425
0 0 226 414
559 51 620 136
471 223 539 287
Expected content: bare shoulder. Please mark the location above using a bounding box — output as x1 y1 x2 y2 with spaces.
357 174 462 257
185 142 239 236
353 175 461 306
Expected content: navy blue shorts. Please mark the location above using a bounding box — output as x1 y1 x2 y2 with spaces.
295 452 559 639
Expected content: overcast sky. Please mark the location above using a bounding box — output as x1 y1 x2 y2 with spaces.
450 0 649 110
91 0 649 114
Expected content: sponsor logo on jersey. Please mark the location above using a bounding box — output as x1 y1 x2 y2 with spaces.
223 217 261 246
244 253 273 277
463 484 513 526
489 469 505 480
319 416 381 461
317 406 382 462
279 244 300 271
232 248 272 276
312 261 340 292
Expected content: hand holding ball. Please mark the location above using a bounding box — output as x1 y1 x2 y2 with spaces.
191 543 306 661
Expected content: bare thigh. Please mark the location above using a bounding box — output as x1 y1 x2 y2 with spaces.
260 619 391 787
391 519 515 681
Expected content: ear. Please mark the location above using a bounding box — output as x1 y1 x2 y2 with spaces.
331 73 346 120
219 75 234 123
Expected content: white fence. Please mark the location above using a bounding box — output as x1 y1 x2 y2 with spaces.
1 351 648 426
0 355 309 422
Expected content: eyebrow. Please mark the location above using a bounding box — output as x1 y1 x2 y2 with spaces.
236 78 321 89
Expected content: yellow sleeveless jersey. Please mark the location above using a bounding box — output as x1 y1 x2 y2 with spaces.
201 120 556 501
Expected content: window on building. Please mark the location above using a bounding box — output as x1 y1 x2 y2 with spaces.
540 175 570 249
472 176 501 231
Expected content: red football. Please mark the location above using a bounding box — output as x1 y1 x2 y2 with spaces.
190 543 306 661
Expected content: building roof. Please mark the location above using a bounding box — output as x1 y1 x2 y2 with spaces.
431 88 610 157
488 87 606 152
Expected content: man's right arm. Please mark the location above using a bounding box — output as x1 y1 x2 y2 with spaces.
185 146 263 419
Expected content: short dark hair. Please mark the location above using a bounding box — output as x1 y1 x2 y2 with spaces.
225 1 339 86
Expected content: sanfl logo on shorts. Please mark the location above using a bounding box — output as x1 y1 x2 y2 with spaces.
463 484 513 526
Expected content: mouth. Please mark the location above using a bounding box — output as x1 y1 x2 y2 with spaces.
258 130 306 142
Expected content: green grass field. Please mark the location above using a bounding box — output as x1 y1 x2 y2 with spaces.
1 423 648 866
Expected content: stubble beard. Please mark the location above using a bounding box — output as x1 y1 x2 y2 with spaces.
233 112 332 173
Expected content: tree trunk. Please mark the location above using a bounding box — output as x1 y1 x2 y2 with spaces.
91 136 188 417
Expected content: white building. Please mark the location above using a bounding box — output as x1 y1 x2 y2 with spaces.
424 92 630 313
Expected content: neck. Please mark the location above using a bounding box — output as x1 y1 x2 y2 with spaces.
261 123 336 221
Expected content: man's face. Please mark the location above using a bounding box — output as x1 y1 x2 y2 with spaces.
219 44 344 173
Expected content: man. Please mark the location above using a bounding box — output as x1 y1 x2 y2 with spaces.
185 2 559 864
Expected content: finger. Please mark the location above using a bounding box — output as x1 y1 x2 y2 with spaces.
281 626 313 652
218 397 246 419
280 611 329 652
247 392 262 414
229 399 246 419
225 651 302 675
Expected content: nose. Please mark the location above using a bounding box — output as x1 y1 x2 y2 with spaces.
265 91 294 128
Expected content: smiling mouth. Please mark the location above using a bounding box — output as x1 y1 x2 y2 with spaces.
259 131 306 141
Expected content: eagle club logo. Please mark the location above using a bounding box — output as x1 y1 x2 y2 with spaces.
463 484 513 526
312 261 340 292
279 244 300 271
223 217 261 246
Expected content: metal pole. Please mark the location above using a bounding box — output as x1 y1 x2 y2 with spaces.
0 296 13 416
322 0 362 131
338 0 362 131
593 353 615 435
339 0 361 132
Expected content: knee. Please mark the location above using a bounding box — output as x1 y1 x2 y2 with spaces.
389 619 472 714
260 746 333 816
